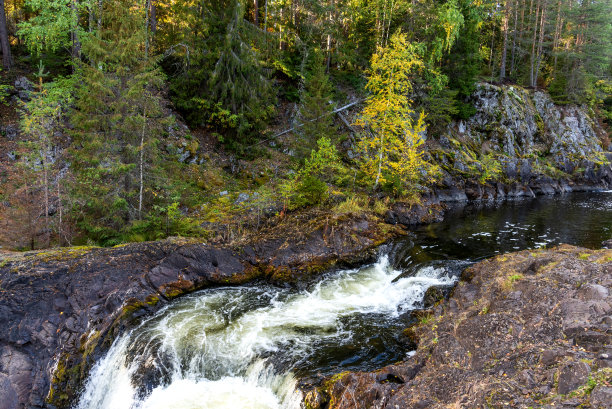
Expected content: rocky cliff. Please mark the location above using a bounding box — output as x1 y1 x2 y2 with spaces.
427 83 611 199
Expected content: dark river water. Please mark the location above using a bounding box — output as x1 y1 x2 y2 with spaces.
75 192 612 409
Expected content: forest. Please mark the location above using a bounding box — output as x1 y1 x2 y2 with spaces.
0 0 610 249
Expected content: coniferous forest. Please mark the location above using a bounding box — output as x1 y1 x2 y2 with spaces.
0 0 610 249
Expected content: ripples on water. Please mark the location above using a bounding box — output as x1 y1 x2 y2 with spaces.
76 192 612 409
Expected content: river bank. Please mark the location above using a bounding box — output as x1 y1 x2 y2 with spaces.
312 245 612 409
0 190 611 408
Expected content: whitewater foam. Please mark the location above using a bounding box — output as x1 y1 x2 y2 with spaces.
76 255 456 409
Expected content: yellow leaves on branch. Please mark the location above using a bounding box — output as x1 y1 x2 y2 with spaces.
355 31 433 192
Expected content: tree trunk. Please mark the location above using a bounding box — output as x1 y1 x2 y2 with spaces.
253 0 259 26
150 1 156 33
552 0 561 67
145 0 150 57
138 108 147 218
98 0 103 31
488 27 495 73
529 1 540 87
71 0 81 65
500 0 512 81
510 0 520 75
43 161 49 247
57 182 63 246
385 0 396 46
533 0 547 87
325 0 334 72
0 0 13 69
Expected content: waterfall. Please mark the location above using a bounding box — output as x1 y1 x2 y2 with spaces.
76 255 457 409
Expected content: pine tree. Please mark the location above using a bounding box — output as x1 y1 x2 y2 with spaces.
444 0 482 119
296 50 336 159
69 0 169 244
0 0 12 69
18 0 85 64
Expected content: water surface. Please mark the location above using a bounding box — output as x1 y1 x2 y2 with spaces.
76 192 612 409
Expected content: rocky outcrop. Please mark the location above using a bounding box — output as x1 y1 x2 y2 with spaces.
429 83 612 194
313 245 612 409
0 213 400 409
450 83 605 159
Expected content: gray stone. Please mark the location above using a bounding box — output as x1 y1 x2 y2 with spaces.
578 284 609 300
14 77 33 101
590 386 612 408
234 193 250 204
219 191 228 197
520 160 532 182
0 374 19 409
179 152 190 163
557 361 590 395
1 125 18 140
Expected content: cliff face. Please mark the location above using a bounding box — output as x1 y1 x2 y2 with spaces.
430 83 611 191
452 83 605 159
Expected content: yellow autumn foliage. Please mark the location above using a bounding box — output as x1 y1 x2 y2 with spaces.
355 31 436 193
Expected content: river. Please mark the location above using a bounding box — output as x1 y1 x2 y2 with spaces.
75 192 612 409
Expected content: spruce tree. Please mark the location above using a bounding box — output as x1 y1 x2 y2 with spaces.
296 51 336 159
70 0 169 244
169 0 274 150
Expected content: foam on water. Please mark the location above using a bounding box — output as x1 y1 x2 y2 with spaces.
76 255 456 409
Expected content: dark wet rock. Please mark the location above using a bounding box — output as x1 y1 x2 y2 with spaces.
0 213 401 408
520 159 532 182
315 245 612 409
384 200 446 226
506 182 536 198
433 187 468 202
503 159 519 179
423 285 448 308
464 182 484 200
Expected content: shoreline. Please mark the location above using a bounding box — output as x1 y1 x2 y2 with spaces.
0 180 610 408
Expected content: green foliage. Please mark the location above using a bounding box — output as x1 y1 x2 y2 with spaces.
296 50 336 158
479 153 502 183
168 0 275 150
68 0 171 244
19 0 77 55
443 0 482 120
332 195 367 215
280 136 342 210
0 67 10 104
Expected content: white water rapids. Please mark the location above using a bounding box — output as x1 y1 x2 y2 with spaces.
75 255 457 409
